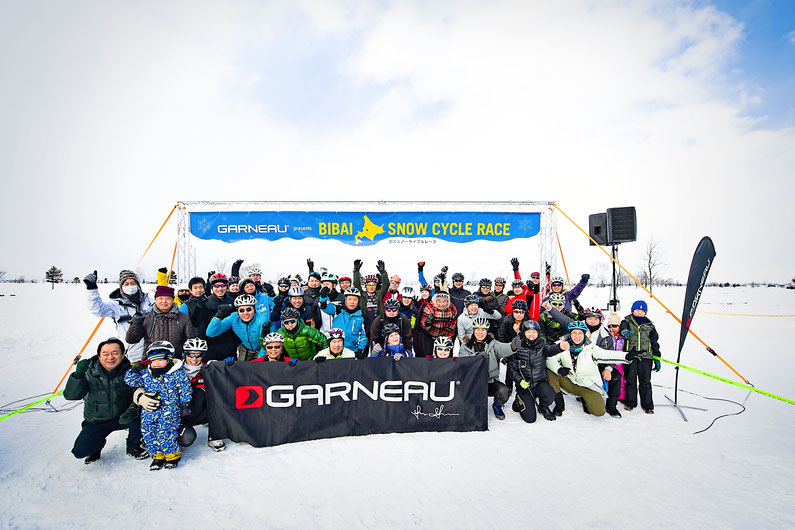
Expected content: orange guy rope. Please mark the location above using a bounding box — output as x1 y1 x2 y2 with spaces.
556 232 572 290
137 204 178 265
552 202 752 385
49 317 106 397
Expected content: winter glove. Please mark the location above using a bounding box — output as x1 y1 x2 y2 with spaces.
263 283 275 297
319 286 330 298
180 403 191 417
353 259 362 273
207 270 216 283
315 356 326 363
177 292 190 302
232 259 243 277
216 304 234 319
440 266 448 274
483 295 494 303
531 283 539 294
288 358 299 366
438 273 446 284
510 336 521 351
129 362 146 374
653 359 661 372
136 390 161 412
621 329 631 339
510 257 520 271
224 356 236 367
83 270 98 290
557 367 571 377
372 343 383 355
417 261 425 272
74 359 90 378
625 351 638 362
581 273 590 283
376 260 386 274
307 258 314 273
393 352 404 361
158 267 167 275
519 379 530 390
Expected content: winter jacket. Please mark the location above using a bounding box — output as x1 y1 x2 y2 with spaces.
543 278 588 312
64 356 136 424
496 313 529 343
354 270 389 315
126 304 195 360
189 293 241 361
317 290 344 332
539 308 578 345
504 288 535 317
86 288 153 362
320 303 368 353
124 360 192 409
448 286 471 315
421 302 458 338
456 308 501 343
546 340 629 395
418 270 449 296
270 296 321 329
494 289 510 315
510 337 561 389
370 313 413 350
315 347 356 359
371 343 414 358
620 315 660 359
512 269 541 320
473 289 499 316
206 311 271 351
276 320 328 361
459 336 516 382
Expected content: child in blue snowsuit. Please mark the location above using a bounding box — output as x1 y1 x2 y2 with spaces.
125 341 192 470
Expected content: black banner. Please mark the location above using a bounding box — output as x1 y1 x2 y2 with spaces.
203 356 488 447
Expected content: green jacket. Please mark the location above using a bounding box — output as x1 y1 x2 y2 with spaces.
63 356 136 424
620 315 660 359
277 320 328 361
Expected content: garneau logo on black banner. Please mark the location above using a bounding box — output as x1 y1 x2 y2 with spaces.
236 380 458 409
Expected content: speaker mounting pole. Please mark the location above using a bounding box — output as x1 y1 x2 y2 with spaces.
608 244 620 313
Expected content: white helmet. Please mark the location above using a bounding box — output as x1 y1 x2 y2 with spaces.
288 286 305 297
343 287 361 298
262 332 284 346
183 337 208 352
550 276 565 285
234 294 258 307
247 266 262 276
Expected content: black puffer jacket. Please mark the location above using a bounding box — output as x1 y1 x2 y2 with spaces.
496 313 528 343
63 356 136 424
448 286 471 315
189 293 240 361
510 336 561 389
474 289 499 315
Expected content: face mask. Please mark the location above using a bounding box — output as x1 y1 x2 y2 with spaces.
122 285 139 296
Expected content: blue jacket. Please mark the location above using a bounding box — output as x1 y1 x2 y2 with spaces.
321 301 368 352
206 311 269 351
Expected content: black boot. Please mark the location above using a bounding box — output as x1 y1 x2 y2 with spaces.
164 457 181 469
552 392 565 417
84 450 102 465
150 458 166 471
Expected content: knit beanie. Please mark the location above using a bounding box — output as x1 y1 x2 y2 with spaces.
119 269 139 287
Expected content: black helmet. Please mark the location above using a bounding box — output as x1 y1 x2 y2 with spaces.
384 298 400 310
281 307 301 321
512 299 528 311
479 278 492 287
452 273 464 282
382 323 400 337
521 320 540 331
464 294 480 306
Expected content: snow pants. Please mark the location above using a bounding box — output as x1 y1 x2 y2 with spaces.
487 381 510 405
623 357 654 410
72 415 142 458
512 381 555 423
237 344 259 362
546 370 606 417
141 405 181 459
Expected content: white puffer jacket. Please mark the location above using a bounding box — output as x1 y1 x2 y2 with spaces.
546 340 628 395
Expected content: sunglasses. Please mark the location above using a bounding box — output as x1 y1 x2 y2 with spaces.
283 319 298 326
436 347 452 351
238 307 254 313
265 345 282 350
608 324 620 328
185 352 203 358
513 309 526 314
386 308 398 312
212 283 227 288
551 303 564 308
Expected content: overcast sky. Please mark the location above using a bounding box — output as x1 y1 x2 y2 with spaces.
1 0 793 285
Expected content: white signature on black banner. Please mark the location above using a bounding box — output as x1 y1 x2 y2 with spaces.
410 404 460 420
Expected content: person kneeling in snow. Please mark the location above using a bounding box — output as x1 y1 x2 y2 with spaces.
125 341 192 470
64 338 149 464
175 338 226 453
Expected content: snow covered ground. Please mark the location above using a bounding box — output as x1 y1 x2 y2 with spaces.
1 282 794 528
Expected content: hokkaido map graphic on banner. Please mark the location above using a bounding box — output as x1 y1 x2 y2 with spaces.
190 211 541 245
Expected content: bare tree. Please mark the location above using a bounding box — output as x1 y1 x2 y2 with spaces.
213 259 228 275
639 238 666 294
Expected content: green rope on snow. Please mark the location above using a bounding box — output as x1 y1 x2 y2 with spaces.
0 391 64 422
655 357 795 406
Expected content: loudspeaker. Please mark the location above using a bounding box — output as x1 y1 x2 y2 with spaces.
588 213 608 246
607 207 637 244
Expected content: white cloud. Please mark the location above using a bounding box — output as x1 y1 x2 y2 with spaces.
0 0 793 283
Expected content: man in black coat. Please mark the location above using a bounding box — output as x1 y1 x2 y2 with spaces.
189 274 240 361
64 338 148 464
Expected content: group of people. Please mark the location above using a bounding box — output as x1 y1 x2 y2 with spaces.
67 257 662 470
